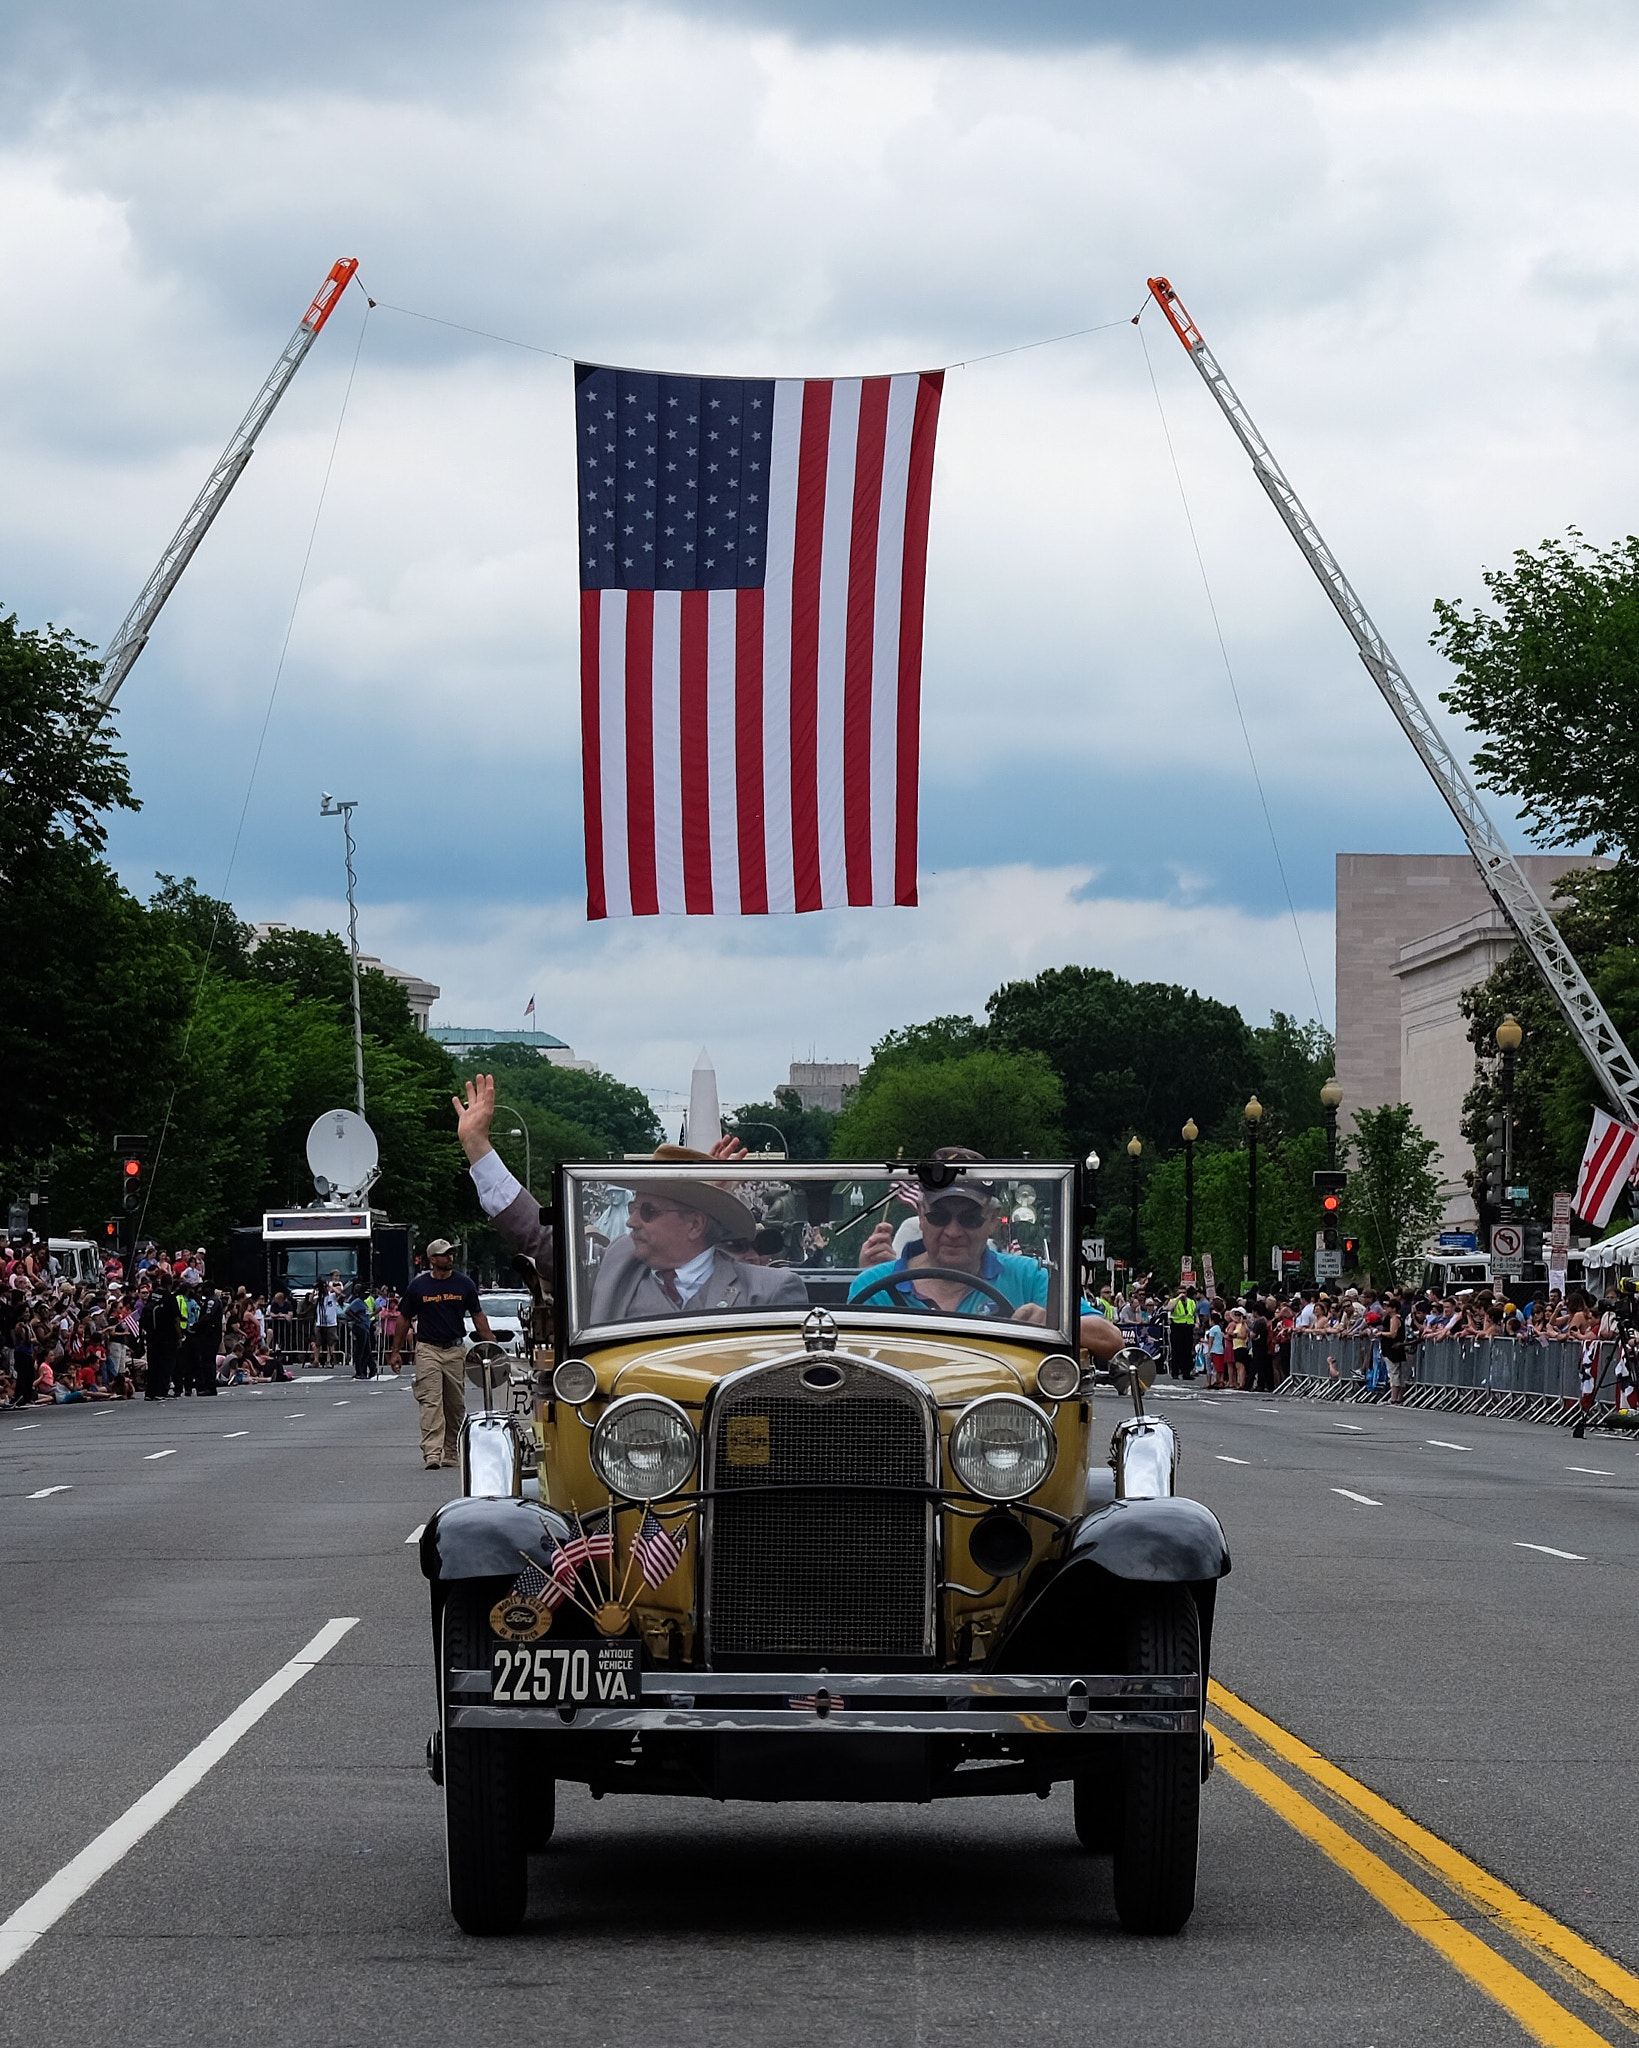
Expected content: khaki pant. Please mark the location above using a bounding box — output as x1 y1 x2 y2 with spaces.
412 1341 467 1465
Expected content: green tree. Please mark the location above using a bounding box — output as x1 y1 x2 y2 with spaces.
1458 863 1639 1223
867 1014 988 1072
986 965 1259 1165
830 1048 1065 1160
452 1043 662 1160
0 612 137 888
1433 532 1639 857
1252 1013 1336 1137
726 1086 838 1161
1141 1127 1329 1292
1344 1104 1443 1287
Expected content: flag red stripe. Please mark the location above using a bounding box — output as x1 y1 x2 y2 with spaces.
789 382 832 915
679 592 713 914
894 371 943 907
843 377 889 905
735 589 769 914
580 591 606 920
624 592 658 918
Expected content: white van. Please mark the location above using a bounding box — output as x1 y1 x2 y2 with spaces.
48 1237 104 1287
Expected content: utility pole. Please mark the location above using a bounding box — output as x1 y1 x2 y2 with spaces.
320 794 366 1118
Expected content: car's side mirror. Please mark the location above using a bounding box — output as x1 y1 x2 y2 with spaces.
1110 1345 1156 1414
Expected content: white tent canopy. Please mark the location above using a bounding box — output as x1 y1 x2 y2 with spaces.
1581 1222 1639 1269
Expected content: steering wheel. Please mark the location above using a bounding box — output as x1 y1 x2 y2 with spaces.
850 1265 1017 1317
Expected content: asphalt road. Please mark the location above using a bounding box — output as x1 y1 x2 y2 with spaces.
2 1375 1637 2047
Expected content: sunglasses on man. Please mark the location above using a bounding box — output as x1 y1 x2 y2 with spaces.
924 1201 988 1229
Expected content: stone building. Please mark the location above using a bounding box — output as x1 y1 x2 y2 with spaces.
1334 853 1601 1228
785 1061 860 1113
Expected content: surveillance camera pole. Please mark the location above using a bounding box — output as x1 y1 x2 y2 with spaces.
320 795 366 1118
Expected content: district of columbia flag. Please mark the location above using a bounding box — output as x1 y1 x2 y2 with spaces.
576 363 944 918
1574 1108 1639 1228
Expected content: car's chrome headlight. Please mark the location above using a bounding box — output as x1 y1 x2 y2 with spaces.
949 1394 1056 1501
591 1394 697 1500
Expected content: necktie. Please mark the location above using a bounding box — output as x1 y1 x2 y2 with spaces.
655 1269 684 1307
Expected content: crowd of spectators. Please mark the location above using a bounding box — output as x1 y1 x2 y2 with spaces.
1 1237 410 1406
1107 1276 1638 1408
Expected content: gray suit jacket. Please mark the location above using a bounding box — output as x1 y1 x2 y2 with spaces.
587 1234 808 1325
487 1183 807 1324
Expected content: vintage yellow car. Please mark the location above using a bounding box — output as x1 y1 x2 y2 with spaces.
419 1156 1229 1939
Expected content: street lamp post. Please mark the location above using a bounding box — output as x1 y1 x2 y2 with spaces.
1126 1135 1143 1279
1181 1118 1198 1279
494 1102 532 1197
1495 1014 1522 1220
1244 1096 1264 1289
732 1119 790 1160
319 794 366 1119
1320 1077 1343 1172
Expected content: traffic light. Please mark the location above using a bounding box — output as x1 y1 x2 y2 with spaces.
1341 1235 1361 1272
120 1154 143 1212
1485 1110 1507 1210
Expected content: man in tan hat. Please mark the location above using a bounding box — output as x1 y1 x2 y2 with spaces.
451 1074 803 1323
389 1238 496 1468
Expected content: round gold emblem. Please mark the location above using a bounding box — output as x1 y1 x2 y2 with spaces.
490 1596 553 1642
593 1600 630 1637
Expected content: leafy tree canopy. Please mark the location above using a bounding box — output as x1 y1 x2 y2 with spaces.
986 965 1259 1162
726 1088 838 1162
0 613 136 888
453 1042 661 1159
1433 532 1639 857
1344 1103 1443 1287
831 1048 1065 1161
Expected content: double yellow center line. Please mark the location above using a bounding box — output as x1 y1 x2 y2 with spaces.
1209 1680 1639 2046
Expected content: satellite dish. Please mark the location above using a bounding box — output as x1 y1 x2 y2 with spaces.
305 1110 379 1202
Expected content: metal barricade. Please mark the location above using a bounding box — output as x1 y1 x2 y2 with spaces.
264 1312 314 1364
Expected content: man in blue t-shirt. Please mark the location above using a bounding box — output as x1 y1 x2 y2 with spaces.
849 1165 1121 1361
389 1240 495 1470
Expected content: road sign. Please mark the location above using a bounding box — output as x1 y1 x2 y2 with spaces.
1439 1231 1478 1251
1489 1223 1524 1261
1553 1192 1573 1223
1507 1185 1530 1204
1315 1249 1343 1281
1081 1237 1105 1263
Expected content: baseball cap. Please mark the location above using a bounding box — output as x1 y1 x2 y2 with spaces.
426 1238 455 1257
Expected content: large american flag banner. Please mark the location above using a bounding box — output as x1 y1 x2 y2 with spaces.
576 364 943 917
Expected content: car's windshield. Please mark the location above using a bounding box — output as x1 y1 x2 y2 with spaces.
561 1162 1075 1343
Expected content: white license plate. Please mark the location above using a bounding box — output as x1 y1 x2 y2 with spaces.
490 1641 639 1706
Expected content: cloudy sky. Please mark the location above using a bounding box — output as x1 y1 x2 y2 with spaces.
5 0 1634 1111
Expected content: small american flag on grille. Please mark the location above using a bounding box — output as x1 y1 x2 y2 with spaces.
513 1558 568 1609
576 363 943 918
558 1511 614 1574
631 1511 690 1588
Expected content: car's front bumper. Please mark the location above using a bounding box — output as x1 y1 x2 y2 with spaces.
446 1668 1199 1736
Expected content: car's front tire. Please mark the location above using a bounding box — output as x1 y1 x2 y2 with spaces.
442 1582 528 1936
1111 1587 1201 1936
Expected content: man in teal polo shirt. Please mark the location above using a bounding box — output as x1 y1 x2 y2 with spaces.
849 1173 1121 1360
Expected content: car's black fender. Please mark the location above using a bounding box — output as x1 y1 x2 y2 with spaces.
418 1495 575 1584
991 1496 1230 1675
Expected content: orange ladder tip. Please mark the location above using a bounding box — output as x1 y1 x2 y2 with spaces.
1146 275 1203 352
304 258 360 334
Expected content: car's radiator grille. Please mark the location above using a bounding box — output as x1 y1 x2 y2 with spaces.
707 1362 932 1660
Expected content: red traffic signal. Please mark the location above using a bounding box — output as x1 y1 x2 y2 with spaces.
1321 1191 1341 1215
122 1158 142 1179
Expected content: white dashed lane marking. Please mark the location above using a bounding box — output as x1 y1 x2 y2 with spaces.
1333 1487 1382 1507
406 1524 425 1543
1215 1455 1250 1465
1516 1542 1585 1561
144 1450 177 1462
1332 1423 1364 1433
333 1401 349 1407
223 1431 248 1440
285 1414 305 1420
28 1487 71 1499
13 1424 41 1432
1426 1440 1471 1452
1567 1466 1614 1476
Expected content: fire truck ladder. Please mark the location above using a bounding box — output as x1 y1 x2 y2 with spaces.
96 257 360 711
1145 274 1639 1127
